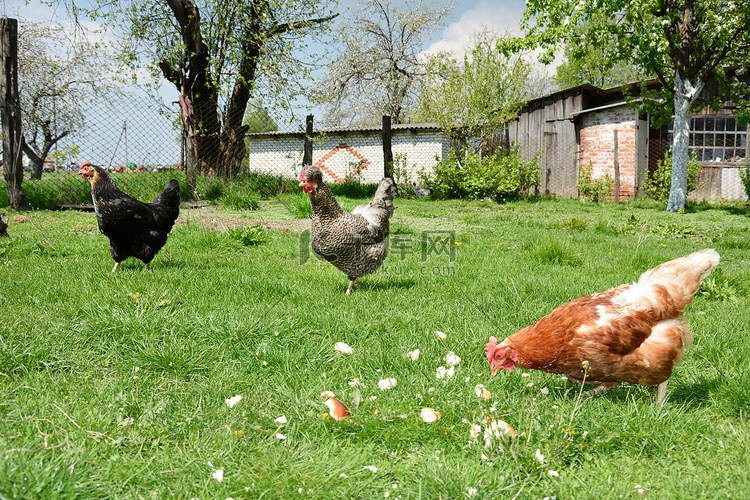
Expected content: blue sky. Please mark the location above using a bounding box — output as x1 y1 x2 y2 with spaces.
4 0 532 165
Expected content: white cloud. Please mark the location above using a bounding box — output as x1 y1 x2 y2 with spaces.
424 0 527 58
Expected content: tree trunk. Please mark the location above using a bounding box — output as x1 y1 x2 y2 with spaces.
1 18 28 210
161 0 222 177
667 70 703 212
160 0 336 179
24 142 48 180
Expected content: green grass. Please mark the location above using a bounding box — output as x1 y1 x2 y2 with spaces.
0 197 749 498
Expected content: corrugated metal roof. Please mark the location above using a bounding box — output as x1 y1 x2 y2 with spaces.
246 122 442 137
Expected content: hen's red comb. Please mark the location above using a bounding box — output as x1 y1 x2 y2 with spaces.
485 336 498 364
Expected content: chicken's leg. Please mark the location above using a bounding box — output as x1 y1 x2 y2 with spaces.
582 382 620 401
656 379 669 406
345 278 361 296
111 262 120 273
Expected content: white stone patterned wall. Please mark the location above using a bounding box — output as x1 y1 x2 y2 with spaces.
245 128 449 184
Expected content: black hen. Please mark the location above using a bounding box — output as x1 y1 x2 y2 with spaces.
80 162 180 272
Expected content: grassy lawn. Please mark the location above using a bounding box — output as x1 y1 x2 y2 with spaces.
0 196 749 499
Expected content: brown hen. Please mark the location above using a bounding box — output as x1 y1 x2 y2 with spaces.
299 165 397 295
486 249 720 405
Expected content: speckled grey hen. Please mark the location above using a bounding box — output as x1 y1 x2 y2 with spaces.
299 165 397 295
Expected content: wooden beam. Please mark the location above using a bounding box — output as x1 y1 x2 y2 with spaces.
1 17 28 209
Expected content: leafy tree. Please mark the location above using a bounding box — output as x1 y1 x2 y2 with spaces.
83 0 337 178
553 14 645 89
503 0 750 211
312 0 455 126
18 19 124 180
244 100 278 134
418 29 533 157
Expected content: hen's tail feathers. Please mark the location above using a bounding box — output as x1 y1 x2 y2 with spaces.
350 178 398 237
625 248 720 315
373 177 398 217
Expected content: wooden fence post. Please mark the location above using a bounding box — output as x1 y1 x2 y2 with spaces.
303 114 313 166
0 18 28 210
613 129 620 203
382 115 393 179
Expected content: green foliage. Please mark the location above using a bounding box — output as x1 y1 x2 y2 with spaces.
577 161 614 203
642 148 704 203
419 28 532 151
429 146 540 202
739 167 750 201
698 275 738 302
243 100 278 134
220 190 260 211
227 224 268 246
329 179 379 199
553 12 646 89
281 192 313 219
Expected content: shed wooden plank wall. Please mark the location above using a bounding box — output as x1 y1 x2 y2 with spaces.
508 89 584 198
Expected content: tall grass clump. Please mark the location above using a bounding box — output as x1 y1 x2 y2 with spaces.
220 190 260 211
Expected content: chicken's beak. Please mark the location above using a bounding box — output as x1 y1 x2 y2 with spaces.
490 365 500 377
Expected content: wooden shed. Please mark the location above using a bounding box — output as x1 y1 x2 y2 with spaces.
506 78 749 201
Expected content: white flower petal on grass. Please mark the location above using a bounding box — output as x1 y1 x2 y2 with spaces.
274 415 288 424
334 342 353 355
420 407 441 423
434 330 447 341
225 395 243 408
364 465 379 473
436 366 455 379
212 469 224 482
474 384 491 400
467 487 479 497
445 351 461 366
548 470 559 477
378 378 397 390
540 387 550 395
469 424 482 440
275 433 286 440
348 378 360 386
407 349 420 362
535 449 545 463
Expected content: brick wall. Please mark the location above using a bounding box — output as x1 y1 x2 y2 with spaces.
245 126 450 184
579 105 639 199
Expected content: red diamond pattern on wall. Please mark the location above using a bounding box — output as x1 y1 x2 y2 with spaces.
314 143 372 183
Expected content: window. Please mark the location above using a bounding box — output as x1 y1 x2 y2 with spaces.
662 115 748 164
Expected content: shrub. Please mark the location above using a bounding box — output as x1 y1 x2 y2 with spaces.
642 147 704 203
577 161 614 203
739 167 750 201
428 145 540 202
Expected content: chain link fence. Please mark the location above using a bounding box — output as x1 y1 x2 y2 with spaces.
0 94 308 209
2 93 748 208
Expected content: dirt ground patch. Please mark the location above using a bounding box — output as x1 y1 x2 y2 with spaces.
177 206 309 233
